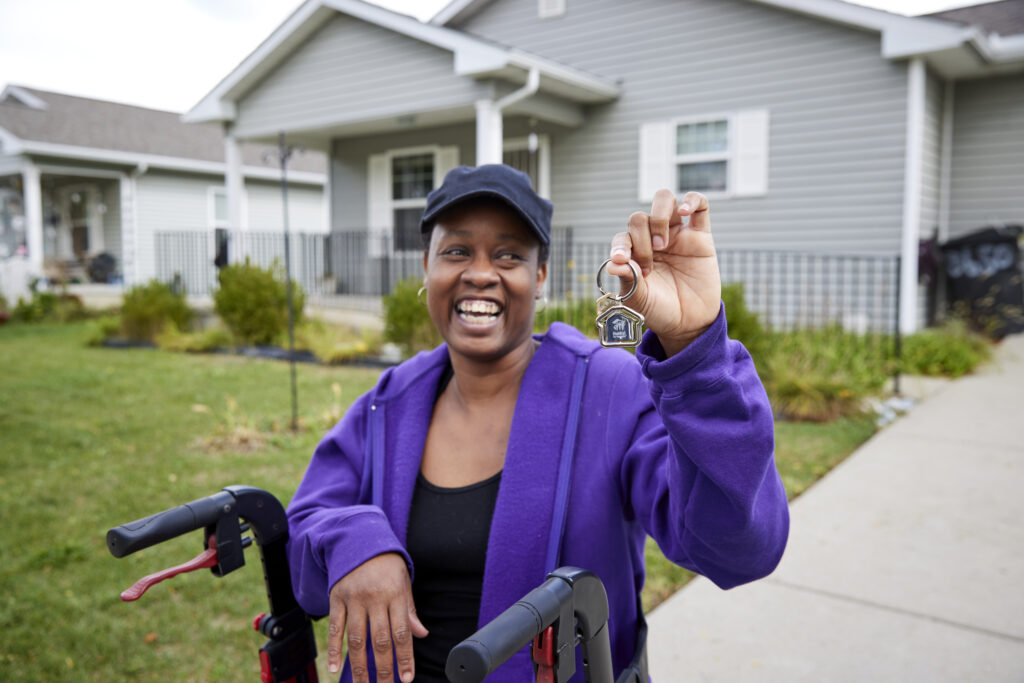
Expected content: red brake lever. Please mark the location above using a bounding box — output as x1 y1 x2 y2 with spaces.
532 625 556 683
120 536 218 602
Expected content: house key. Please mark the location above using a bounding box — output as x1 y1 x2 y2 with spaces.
595 259 645 348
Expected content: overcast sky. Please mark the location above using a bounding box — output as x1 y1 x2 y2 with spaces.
0 0 990 113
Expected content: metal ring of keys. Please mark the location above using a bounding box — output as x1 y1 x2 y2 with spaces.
595 259 646 348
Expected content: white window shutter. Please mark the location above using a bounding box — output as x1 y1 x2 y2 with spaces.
435 146 460 187
367 153 390 257
731 109 769 197
638 121 672 203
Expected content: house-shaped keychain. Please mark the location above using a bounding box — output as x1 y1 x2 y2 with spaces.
596 304 645 348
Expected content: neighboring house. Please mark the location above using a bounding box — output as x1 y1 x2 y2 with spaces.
0 85 327 301
184 0 1024 332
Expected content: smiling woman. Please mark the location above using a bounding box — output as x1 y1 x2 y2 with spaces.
285 164 790 683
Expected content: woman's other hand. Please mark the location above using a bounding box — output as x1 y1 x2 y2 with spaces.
607 189 722 356
327 552 428 682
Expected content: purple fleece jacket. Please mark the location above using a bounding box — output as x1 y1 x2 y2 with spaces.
286 306 789 681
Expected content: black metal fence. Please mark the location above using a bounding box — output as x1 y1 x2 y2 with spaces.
155 229 900 333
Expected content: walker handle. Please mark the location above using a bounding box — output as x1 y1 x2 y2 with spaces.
106 490 235 558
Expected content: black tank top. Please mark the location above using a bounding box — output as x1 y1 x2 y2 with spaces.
406 364 503 681
406 470 501 681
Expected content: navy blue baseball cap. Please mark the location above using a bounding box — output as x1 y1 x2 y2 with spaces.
419 164 552 245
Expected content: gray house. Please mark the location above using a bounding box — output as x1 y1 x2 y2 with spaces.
0 85 327 302
186 0 1024 333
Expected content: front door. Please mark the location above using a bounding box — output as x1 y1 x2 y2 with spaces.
58 185 103 261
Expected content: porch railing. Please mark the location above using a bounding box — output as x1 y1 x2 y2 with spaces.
154 229 900 333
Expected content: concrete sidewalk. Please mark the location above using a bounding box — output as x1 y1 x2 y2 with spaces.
648 335 1024 681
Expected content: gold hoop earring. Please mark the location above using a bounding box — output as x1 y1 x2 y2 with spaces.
417 286 427 304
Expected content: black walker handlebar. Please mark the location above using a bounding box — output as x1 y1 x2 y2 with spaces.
109 487 645 683
108 486 316 683
446 567 617 683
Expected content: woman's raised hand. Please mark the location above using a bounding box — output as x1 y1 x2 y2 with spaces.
327 552 428 683
607 189 722 356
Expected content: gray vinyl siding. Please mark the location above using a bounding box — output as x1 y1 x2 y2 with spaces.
247 181 325 233
921 70 944 242
330 123 475 229
233 15 492 139
948 73 1024 240
453 0 910 255
134 171 325 281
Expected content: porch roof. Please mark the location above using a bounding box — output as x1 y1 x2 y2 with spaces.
183 0 621 127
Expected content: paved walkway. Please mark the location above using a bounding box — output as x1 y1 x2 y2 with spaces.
648 335 1024 681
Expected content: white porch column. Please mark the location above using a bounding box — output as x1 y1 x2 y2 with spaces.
899 58 926 335
22 164 43 271
475 99 503 166
224 131 245 231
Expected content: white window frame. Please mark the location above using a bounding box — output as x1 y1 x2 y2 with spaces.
369 144 459 257
503 134 551 199
207 185 249 231
207 186 230 231
670 113 733 200
639 109 768 203
386 145 442 253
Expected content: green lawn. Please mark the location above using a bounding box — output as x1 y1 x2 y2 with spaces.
0 321 876 680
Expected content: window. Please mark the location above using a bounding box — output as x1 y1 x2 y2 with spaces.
638 110 769 202
674 120 729 193
391 153 434 251
367 146 459 256
211 188 229 228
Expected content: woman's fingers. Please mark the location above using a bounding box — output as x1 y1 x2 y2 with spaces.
389 600 417 683
346 605 370 682
678 191 710 232
627 212 654 276
327 598 348 675
649 188 681 249
370 606 395 682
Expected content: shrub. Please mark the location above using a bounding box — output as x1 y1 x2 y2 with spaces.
901 320 991 378
120 280 193 341
721 282 769 368
11 289 88 323
294 318 379 365
534 296 595 336
383 277 441 354
214 259 305 346
156 325 234 353
85 315 122 346
764 326 892 422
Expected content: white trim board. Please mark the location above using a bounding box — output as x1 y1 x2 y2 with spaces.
14 140 326 185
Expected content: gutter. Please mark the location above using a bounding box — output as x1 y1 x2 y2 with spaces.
495 67 540 111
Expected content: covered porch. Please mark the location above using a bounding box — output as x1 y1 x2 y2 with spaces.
0 165 127 300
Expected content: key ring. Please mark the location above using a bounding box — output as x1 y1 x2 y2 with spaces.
596 259 640 302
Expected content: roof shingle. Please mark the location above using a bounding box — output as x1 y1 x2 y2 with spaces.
0 86 326 173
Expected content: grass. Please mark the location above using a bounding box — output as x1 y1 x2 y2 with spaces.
1 321 878 679
641 415 877 610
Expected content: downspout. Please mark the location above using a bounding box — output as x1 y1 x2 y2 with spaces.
899 58 926 335
475 67 540 165
496 66 540 111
